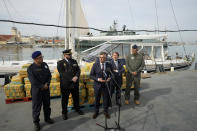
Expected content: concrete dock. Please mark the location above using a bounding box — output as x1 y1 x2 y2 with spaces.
0 70 197 131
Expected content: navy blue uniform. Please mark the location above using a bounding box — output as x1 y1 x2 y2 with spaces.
90 61 112 113
57 59 81 114
110 59 125 104
27 62 52 124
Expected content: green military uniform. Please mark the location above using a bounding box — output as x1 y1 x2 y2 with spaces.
125 53 145 101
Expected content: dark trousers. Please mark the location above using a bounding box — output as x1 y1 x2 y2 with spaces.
94 84 110 113
61 87 80 114
125 72 140 100
110 77 121 104
32 89 51 124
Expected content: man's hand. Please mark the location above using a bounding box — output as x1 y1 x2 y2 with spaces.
72 76 78 83
132 72 137 76
106 78 111 82
98 78 106 83
42 83 49 90
114 70 118 73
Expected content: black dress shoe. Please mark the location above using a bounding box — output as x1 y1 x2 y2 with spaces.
76 110 84 115
34 123 40 131
62 114 68 120
45 118 54 124
104 112 110 119
92 112 99 119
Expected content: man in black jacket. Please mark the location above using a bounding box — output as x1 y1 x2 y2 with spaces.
110 52 125 106
57 49 84 120
90 52 111 119
27 51 54 131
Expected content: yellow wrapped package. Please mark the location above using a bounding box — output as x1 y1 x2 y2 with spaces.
80 72 91 83
22 63 31 69
51 73 60 83
84 62 94 72
24 77 30 84
123 65 127 73
68 94 85 106
79 87 86 98
88 87 94 97
88 96 103 105
4 84 25 99
68 94 73 106
11 75 24 84
50 83 61 96
19 69 28 78
86 80 94 89
79 96 85 105
54 68 59 73
122 77 134 89
24 84 31 97
79 82 85 89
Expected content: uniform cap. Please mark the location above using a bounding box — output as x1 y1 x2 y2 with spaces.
62 49 72 54
32 51 42 59
132 44 138 49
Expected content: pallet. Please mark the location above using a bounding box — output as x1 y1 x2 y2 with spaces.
5 97 32 104
5 95 61 104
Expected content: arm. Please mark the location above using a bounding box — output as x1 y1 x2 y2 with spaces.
75 61 80 78
46 64 52 86
137 56 145 73
90 64 98 81
27 66 43 88
57 61 63 74
126 55 132 73
118 63 125 74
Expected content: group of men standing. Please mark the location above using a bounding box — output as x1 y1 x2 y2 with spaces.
27 44 144 131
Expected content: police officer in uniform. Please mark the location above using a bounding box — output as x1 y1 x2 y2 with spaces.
57 49 84 120
90 52 111 119
27 51 54 131
125 45 145 105
110 52 125 106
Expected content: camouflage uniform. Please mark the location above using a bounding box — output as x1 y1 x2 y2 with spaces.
125 53 145 101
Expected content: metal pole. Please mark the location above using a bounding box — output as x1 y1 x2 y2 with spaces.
64 0 69 49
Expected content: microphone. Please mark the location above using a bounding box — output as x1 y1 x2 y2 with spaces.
106 67 115 79
103 70 107 77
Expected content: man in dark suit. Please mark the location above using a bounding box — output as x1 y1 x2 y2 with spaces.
28 51 54 131
90 52 112 119
57 49 84 120
110 52 125 106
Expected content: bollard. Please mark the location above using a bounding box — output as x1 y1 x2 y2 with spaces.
195 63 197 70
171 67 174 72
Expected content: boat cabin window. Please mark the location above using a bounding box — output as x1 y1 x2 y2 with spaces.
153 46 162 59
110 44 130 58
139 46 152 60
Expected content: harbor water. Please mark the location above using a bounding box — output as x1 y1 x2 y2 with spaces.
0 44 197 68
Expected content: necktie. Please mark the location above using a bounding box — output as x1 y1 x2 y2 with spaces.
67 59 70 64
101 63 104 71
115 61 118 69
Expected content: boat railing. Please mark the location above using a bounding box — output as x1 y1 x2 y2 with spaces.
0 54 17 64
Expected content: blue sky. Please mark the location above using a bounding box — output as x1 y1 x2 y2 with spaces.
0 0 197 42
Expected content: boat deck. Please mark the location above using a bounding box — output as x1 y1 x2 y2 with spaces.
0 70 197 131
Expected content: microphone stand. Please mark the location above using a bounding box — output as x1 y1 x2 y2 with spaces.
96 70 122 130
107 69 122 129
96 70 112 130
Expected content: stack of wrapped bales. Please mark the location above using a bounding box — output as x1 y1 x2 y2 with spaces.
4 75 25 99
22 64 32 97
24 78 31 97
50 69 61 97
